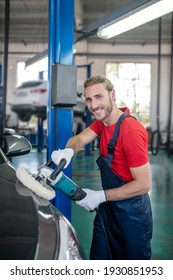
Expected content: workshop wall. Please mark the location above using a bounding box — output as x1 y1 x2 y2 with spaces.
75 41 172 132
5 41 172 131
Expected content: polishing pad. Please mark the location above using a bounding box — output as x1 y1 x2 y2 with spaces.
16 166 56 200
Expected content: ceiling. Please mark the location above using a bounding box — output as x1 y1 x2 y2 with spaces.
0 0 172 53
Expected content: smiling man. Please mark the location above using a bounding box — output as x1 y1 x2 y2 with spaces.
51 74 153 260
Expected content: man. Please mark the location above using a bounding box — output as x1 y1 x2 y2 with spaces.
51 75 153 260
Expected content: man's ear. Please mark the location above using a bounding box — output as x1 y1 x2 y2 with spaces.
111 89 116 101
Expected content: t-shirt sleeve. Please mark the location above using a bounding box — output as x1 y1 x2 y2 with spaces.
121 128 149 167
89 120 102 135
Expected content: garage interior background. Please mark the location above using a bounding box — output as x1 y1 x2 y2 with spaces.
0 0 173 135
1 0 173 260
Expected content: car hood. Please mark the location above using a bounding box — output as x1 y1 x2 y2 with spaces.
0 160 86 260
0 161 38 259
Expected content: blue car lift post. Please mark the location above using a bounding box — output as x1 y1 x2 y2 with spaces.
37 71 45 152
47 0 75 221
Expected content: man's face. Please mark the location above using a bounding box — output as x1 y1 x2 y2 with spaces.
84 83 115 121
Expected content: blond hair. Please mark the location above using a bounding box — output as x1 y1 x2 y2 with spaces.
84 75 114 92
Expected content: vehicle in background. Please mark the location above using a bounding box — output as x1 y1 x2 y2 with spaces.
11 81 87 134
11 80 47 122
73 92 86 135
0 132 86 260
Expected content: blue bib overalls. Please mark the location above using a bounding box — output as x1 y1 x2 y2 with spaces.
90 114 153 260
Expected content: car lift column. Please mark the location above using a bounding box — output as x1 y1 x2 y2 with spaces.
47 0 75 221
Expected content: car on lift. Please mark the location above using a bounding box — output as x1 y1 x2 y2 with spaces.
73 92 87 134
0 132 86 260
11 80 87 134
11 80 48 122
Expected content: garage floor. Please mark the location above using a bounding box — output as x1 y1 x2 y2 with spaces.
12 147 173 260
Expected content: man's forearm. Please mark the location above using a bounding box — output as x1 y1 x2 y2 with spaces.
66 135 84 153
105 179 150 201
66 127 97 153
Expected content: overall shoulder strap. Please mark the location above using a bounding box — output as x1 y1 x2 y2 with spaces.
107 113 132 154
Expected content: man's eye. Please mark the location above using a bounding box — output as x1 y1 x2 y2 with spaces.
96 95 102 100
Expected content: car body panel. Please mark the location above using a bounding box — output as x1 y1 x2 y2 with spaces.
0 135 86 260
0 159 38 259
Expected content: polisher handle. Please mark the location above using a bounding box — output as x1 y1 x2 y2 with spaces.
49 158 67 181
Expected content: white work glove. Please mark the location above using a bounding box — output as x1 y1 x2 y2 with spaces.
76 189 106 211
51 148 74 168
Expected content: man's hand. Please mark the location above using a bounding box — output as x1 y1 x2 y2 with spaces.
51 148 74 168
76 189 106 211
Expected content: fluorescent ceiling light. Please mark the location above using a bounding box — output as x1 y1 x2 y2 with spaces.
97 0 173 39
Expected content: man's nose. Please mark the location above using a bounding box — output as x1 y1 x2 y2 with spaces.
90 99 98 109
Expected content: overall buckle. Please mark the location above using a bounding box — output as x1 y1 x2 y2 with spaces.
107 143 114 154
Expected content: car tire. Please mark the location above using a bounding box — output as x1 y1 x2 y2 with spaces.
18 112 32 122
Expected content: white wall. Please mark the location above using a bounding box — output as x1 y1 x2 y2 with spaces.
75 41 172 132
2 41 172 131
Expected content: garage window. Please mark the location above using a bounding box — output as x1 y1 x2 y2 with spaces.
106 62 151 127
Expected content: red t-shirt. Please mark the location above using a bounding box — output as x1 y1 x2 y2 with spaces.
89 115 149 182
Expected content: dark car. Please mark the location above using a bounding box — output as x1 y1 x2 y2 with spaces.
0 133 86 260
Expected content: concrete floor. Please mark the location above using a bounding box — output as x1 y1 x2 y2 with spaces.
12 147 173 260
